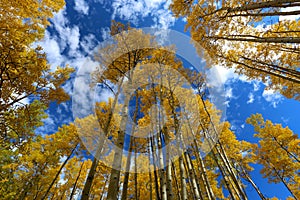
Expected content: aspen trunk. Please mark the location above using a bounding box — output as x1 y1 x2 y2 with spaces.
184 113 215 200
69 161 84 200
42 143 79 200
183 151 202 200
81 137 106 200
217 141 248 199
195 88 238 199
218 53 300 85
167 90 187 200
171 161 182 200
99 178 108 200
135 143 138 200
272 166 298 199
178 154 188 200
187 126 215 199
166 160 173 199
199 123 237 200
165 131 174 199
121 93 139 200
183 157 195 199
194 144 215 200
120 139 133 200
189 152 204 199
199 96 248 200
106 76 135 200
206 36 300 44
106 133 125 200
151 137 161 200
158 76 167 200
228 0 300 12
81 77 124 200
157 132 167 200
179 130 202 200
148 151 153 200
240 166 267 200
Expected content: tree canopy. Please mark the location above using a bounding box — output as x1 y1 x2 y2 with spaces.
0 0 299 200
170 0 300 100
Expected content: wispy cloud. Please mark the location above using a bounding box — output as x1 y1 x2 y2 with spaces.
80 34 98 55
37 7 82 69
72 58 99 119
35 113 56 135
262 89 283 108
247 93 254 104
111 0 175 29
225 87 233 99
74 0 89 15
206 65 249 86
50 7 81 57
100 27 111 41
37 31 66 71
253 80 260 91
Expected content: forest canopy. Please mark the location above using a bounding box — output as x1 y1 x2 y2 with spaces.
0 0 299 200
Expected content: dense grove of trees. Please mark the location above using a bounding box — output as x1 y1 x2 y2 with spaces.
0 0 299 200
170 0 300 100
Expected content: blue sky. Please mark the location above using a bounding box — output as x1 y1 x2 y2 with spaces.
34 0 300 199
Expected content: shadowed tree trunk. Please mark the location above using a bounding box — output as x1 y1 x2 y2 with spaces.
69 161 84 200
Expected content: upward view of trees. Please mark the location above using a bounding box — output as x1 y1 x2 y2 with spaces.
0 0 73 145
170 0 300 100
0 0 299 200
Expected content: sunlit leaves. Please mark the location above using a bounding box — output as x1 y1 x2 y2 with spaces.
170 0 300 100
0 0 74 141
247 114 300 198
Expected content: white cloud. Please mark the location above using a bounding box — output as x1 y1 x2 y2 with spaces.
35 4 104 129
74 0 89 15
111 0 175 29
49 7 81 57
80 34 98 55
100 27 111 41
262 89 283 108
207 65 252 86
36 7 82 69
151 9 176 29
35 114 56 135
253 80 260 91
241 151 249 158
144 0 165 9
72 57 100 119
112 0 145 25
209 65 237 85
37 31 66 71
51 7 69 32
206 65 238 108
225 87 233 99
279 6 300 21
67 26 81 56
247 93 254 104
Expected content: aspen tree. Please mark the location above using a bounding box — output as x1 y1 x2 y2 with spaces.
170 0 300 100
